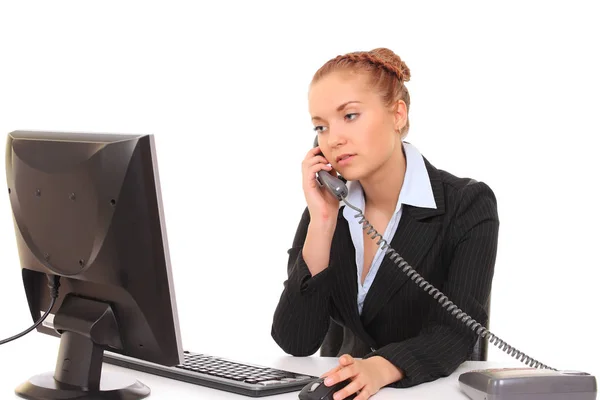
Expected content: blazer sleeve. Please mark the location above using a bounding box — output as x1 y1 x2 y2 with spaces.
271 207 336 356
363 181 500 388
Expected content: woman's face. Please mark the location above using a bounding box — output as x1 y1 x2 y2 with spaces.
308 71 405 181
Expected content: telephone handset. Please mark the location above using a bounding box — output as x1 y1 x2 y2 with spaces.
310 136 597 400
313 136 348 200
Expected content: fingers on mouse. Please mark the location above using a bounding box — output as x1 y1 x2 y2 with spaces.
298 377 357 400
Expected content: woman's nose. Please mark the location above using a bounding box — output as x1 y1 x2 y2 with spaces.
327 129 346 148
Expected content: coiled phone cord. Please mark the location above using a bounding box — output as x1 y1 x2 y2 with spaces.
342 198 556 371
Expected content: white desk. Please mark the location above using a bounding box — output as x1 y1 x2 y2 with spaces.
2 335 522 399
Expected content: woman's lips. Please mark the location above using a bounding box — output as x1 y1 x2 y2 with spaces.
336 154 355 166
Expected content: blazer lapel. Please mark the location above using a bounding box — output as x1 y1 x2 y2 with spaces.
360 158 446 327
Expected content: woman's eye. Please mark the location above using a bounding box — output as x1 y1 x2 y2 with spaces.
345 113 359 121
313 126 327 133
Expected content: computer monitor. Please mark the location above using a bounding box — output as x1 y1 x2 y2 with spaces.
5 130 183 399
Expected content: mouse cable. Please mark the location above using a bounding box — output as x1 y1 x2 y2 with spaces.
0 274 61 346
342 198 556 371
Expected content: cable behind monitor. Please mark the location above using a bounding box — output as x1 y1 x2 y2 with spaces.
0 275 60 345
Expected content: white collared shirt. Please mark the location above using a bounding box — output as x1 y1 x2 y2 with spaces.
342 142 437 315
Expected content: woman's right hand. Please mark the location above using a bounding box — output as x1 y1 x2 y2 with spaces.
302 146 341 224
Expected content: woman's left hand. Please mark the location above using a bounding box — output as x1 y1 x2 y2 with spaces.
319 354 404 399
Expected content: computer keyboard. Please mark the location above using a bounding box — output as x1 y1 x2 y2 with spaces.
103 350 318 397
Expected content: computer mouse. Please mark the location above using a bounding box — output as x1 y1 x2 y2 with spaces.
298 377 357 400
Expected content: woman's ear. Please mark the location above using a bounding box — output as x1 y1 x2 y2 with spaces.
393 100 408 133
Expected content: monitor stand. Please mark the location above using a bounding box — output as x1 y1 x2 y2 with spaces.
15 294 150 400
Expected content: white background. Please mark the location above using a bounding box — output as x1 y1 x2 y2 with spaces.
0 0 598 383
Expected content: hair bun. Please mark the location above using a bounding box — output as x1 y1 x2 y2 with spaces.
369 47 411 82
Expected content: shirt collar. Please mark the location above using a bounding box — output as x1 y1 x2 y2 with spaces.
342 142 437 217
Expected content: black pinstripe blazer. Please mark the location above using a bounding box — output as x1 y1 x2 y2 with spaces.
271 155 500 388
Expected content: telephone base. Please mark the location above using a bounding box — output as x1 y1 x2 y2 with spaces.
459 367 597 400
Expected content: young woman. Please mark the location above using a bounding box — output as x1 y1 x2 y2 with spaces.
271 48 499 399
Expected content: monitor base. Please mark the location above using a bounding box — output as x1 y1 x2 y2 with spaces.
14 294 150 400
15 371 150 400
